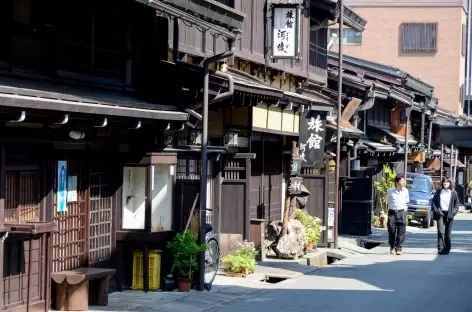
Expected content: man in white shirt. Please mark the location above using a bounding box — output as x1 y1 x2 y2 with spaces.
386 175 409 255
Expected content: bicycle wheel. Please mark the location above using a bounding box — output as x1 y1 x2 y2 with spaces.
204 237 219 290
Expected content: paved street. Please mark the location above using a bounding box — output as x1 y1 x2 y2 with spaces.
89 212 472 312
206 212 472 312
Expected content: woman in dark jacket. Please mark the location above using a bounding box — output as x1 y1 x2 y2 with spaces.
431 177 459 255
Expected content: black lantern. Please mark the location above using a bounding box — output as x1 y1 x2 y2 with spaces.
224 128 239 146
163 134 173 146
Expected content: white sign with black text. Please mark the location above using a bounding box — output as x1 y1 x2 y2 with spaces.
272 6 297 58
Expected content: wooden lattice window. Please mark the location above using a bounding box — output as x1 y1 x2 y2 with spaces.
401 23 438 53
5 171 40 223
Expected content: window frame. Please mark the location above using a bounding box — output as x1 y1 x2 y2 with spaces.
400 22 438 53
329 28 362 46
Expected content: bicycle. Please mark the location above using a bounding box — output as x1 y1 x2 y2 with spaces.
203 222 219 291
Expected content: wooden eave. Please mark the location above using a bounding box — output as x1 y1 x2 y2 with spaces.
368 125 418 146
328 69 369 91
439 125 472 148
389 86 414 106
135 0 246 39
329 52 405 80
403 75 434 98
227 68 284 99
310 0 367 32
0 76 188 121
328 52 435 98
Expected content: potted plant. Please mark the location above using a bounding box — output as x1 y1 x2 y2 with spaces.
222 241 258 277
294 208 322 251
167 230 207 292
373 165 397 228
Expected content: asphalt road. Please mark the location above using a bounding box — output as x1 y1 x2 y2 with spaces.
208 213 472 312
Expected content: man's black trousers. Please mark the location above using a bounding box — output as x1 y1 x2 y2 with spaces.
388 210 406 251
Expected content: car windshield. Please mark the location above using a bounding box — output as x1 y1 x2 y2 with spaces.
406 176 430 193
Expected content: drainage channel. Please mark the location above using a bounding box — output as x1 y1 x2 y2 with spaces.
261 276 288 284
359 240 383 250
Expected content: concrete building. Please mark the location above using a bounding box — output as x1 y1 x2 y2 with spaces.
331 0 467 115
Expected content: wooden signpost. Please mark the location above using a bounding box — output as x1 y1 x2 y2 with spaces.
281 141 302 236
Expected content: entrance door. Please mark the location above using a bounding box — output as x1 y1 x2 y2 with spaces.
339 176 373 236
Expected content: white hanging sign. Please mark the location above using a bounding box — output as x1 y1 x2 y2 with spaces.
272 6 299 58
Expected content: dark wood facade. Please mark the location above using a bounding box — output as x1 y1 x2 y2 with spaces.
0 0 247 309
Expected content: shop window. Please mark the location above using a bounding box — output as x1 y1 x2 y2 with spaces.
121 165 174 231
122 167 146 230
151 164 173 232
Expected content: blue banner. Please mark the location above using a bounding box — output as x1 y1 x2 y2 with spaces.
57 160 68 212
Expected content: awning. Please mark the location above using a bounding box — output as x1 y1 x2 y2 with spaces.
443 158 466 168
327 116 364 138
135 0 245 39
284 90 335 112
227 68 283 99
359 139 397 153
439 125 472 148
368 125 418 145
0 76 188 121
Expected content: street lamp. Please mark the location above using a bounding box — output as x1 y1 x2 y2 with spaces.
224 128 239 146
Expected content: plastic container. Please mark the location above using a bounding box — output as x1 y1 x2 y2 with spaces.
131 250 161 291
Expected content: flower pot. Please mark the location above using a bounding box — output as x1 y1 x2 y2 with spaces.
176 278 192 292
305 243 314 251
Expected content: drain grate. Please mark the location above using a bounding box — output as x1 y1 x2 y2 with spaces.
261 276 288 284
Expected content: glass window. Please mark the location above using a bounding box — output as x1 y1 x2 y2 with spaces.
122 167 146 230
400 23 437 53
329 28 362 46
406 177 431 193
151 164 174 232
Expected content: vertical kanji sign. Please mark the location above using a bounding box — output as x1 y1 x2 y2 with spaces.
272 5 299 58
299 111 327 167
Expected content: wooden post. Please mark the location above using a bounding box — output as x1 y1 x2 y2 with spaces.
281 141 298 237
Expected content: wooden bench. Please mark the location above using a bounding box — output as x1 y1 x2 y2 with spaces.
51 268 116 311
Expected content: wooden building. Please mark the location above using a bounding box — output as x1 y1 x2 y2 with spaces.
169 0 367 253
325 52 437 234
0 0 245 309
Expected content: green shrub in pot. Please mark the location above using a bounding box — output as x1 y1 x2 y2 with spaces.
167 230 207 291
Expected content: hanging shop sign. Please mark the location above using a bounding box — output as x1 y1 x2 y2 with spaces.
290 157 303 176
299 111 327 168
272 5 300 59
288 176 303 195
57 160 68 212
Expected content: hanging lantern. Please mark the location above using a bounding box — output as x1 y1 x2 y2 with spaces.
224 128 239 146
328 159 336 172
163 134 173 146
189 129 202 145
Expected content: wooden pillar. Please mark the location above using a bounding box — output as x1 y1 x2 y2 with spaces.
244 158 251 240
145 166 152 232
440 144 444 182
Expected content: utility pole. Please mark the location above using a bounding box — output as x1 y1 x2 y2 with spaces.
334 0 343 249
466 0 472 117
